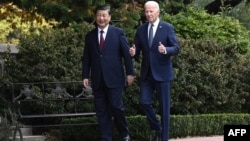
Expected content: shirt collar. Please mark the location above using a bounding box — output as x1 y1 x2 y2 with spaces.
98 25 109 33
150 18 160 27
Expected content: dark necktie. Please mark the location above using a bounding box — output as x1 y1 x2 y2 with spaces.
100 30 104 50
148 24 154 47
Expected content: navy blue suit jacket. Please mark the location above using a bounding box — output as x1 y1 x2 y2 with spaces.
82 25 134 90
134 21 179 81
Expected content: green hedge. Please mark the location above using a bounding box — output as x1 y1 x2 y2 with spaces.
169 114 250 137
56 113 250 141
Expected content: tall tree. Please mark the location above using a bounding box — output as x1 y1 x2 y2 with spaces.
205 0 243 14
1 0 186 27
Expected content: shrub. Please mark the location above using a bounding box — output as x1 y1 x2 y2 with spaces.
4 22 94 83
171 38 250 114
162 7 250 54
58 113 250 140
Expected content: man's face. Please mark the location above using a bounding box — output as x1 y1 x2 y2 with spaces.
95 10 111 29
144 4 160 23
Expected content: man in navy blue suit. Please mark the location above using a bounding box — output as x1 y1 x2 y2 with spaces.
82 5 134 141
130 1 179 141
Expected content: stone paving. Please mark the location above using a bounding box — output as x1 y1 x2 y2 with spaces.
169 135 223 141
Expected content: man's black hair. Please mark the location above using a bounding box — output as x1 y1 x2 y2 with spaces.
94 5 111 15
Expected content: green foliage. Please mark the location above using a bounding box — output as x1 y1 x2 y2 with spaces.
5 22 94 82
0 19 11 43
224 0 250 30
0 106 12 141
1 3 249 119
1 2 250 140
0 116 11 141
0 95 12 122
162 7 250 54
2 12 249 116
39 1 69 24
0 2 57 44
187 0 215 8
60 117 99 141
58 113 250 140
170 113 250 138
111 3 141 44
1 0 188 29
171 38 250 114
189 0 250 30
123 81 142 115
160 0 186 14
127 115 150 140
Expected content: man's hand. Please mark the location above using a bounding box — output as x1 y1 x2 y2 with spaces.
83 79 91 88
158 42 167 54
129 44 136 56
126 75 134 86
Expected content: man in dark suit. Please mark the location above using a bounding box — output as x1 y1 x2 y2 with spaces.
130 1 179 141
82 5 134 141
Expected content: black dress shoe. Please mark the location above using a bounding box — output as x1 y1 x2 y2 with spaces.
123 135 130 141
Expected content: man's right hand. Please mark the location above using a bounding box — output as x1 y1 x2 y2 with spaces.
83 79 90 88
129 44 136 56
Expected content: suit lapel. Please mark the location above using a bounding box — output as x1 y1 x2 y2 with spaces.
143 23 150 48
152 21 163 48
93 28 102 53
103 27 109 51
101 26 112 52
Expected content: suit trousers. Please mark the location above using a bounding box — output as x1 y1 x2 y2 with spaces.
139 69 171 141
94 79 129 141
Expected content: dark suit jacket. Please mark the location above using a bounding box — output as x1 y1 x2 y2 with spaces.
82 25 134 90
134 21 179 81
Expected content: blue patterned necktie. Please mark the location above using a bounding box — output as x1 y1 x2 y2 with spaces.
148 24 154 47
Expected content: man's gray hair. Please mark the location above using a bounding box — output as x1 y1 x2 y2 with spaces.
144 1 160 11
